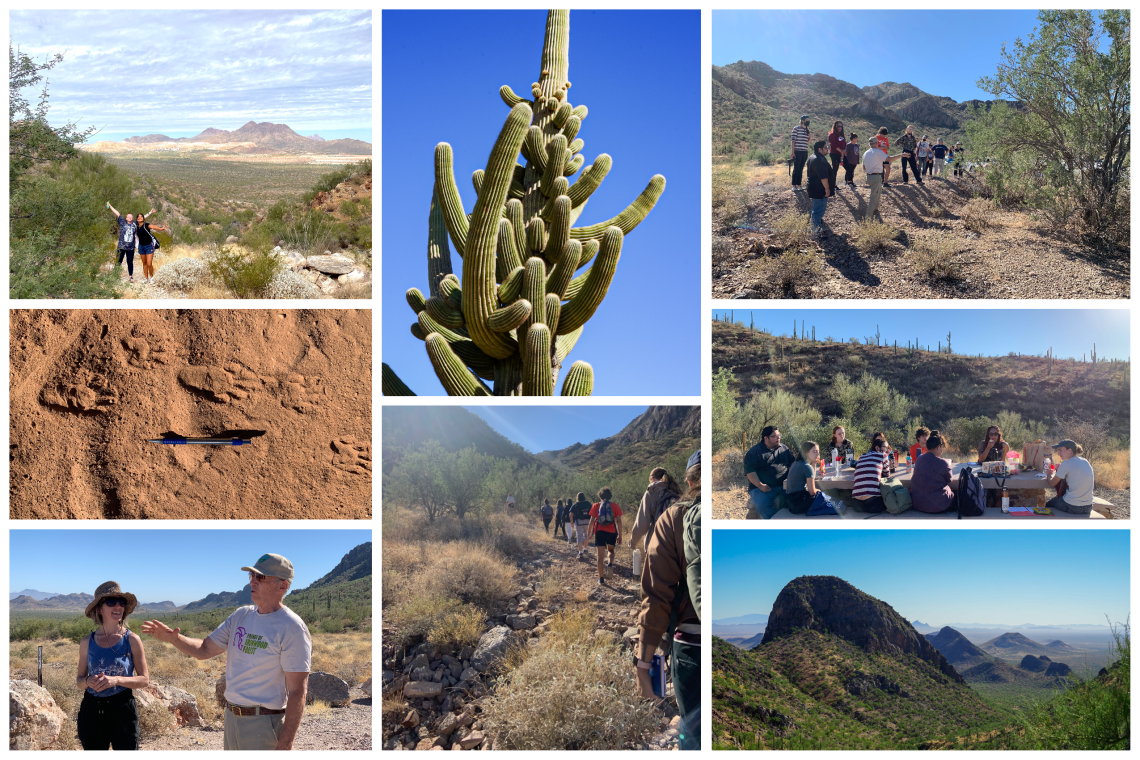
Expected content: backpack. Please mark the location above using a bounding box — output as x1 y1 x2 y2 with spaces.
880 478 912 515
956 465 986 518
597 500 615 527
540 503 553 518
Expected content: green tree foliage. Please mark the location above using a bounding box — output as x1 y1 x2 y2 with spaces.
969 10 1130 247
830 371 912 437
9 46 95 185
441 446 494 519
389 441 451 523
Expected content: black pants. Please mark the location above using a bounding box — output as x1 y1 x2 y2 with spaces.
853 494 886 514
542 517 551 533
828 153 841 196
555 518 567 538
78 689 139 751
901 153 921 182
843 160 856 184
787 489 814 514
791 150 808 186
117 248 135 277
673 640 700 751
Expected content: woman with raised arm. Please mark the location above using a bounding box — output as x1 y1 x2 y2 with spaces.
134 210 166 284
106 203 138 282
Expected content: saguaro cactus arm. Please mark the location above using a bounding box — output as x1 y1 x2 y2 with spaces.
522 324 554 396
570 174 666 241
382 363 416 396
425 334 492 396
433 144 469 255
561 361 594 396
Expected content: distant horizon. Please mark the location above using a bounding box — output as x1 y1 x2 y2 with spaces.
90 125 373 145
467 406 650 454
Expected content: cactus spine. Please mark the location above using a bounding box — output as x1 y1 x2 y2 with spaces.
386 10 665 396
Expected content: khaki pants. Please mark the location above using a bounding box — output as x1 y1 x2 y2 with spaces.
866 174 883 220
224 708 284 750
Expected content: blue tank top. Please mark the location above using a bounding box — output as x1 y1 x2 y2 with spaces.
86 629 134 697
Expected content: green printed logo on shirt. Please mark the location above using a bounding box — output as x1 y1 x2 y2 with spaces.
241 633 270 655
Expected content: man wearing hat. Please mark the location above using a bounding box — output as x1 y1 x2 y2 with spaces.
142 553 312 750
1046 440 1095 514
790 115 812 187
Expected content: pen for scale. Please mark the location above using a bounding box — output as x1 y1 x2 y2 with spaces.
148 437 253 446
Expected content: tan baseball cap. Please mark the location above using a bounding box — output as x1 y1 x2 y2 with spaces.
241 553 294 581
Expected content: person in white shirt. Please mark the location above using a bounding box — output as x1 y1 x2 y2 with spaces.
142 553 312 750
1047 440 1095 515
861 143 904 222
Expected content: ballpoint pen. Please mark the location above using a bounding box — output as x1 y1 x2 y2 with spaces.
147 437 253 446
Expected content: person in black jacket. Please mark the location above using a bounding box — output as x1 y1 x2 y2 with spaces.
569 493 593 558
805 141 831 240
744 426 797 519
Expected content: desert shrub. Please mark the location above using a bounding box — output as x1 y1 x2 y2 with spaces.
483 516 535 558
924 202 946 218
333 280 372 299
961 198 998 231
712 163 747 210
339 199 362 219
152 257 212 292
748 148 775 166
911 234 962 281
1055 414 1118 462
748 249 822 298
1092 449 1129 490
712 449 745 490
387 593 466 647
481 607 659 749
240 223 276 254
712 234 732 260
40 666 82 749
207 245 283 298
770 210 811 251
137 697 178 739
264 268 320 299
850 219 898 253
944 416 1001 457
421 542 516 609
428 603 485 650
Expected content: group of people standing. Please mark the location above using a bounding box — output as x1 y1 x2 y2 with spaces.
107 202 168 284
791 115 966 238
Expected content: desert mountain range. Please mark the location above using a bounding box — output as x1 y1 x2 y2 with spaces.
82 121 371 155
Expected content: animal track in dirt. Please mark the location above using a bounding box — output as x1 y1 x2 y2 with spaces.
279 373 326 414
121 337 175 368
331 437 372 479
40 381 118 415
178 362 268 403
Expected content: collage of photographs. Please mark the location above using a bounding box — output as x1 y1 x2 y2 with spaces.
4 5 1131 756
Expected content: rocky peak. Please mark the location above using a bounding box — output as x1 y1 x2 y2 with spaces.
761 576 964 684
612 406 701 445
924 626 987 665
1019 654 1050 672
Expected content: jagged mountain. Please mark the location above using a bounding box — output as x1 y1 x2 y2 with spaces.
9 592 181 612
536 406 700 475
182 584 253 611
911 619 938 633
306 134 326 141
294 542 371 592
724 632 766 649
381 407 546 476
925 626 990 669
9 589 62 601
123 134 177 144
112 122 370 155
981 632 1056 657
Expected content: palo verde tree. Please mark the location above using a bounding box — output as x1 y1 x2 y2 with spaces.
382 10 665 396
388 440 450 523
967 10 1130 247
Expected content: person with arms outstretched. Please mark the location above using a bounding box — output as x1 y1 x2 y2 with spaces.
107 203 138 282
134 210 166 284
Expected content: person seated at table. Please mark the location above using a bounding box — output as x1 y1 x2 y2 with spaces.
744 425 797 519
1046 439 1095 515
977 425 1010 464
910 431 955 513
851 436 890 513
909 426 930 463
827 426 856 464
786 441 820 514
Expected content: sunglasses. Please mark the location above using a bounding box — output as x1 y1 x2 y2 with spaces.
249 572 278 584
103 598 127 608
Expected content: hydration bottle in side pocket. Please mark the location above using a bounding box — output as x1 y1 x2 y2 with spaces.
650 653 667 698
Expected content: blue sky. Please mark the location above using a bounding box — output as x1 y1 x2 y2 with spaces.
10 11 372 141
713 309 1129 362
712 530 1130 626
469 405 648 453
382 10 700 396
715 10 1061 103
10 530 372 605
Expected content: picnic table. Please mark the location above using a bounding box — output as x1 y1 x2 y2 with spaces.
766 462 1109 520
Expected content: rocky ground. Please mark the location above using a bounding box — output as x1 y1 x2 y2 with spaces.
382 529 683 751
713 166 1129 299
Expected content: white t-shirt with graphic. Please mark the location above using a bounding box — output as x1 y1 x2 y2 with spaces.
1055 456 1095 507
209 604 312 710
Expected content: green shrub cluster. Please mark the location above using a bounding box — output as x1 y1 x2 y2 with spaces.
206 245 284 298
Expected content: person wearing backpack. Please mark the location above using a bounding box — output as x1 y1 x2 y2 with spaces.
630 468 682 568
842 134 860 188
911 431 955 513
540 499 554 534
569 493 593 559
589 487 623 584
637 451 701 751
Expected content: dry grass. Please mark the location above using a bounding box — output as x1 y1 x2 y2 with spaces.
748 249 823 298
309 632 373 686
961 198 999 231
911 233 963 281
535 565 567 603
712 449 746 491
1093 449 1130 490
850 218 899 253
770 210 812 251
924 202 947 218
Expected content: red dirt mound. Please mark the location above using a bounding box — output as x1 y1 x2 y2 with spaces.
10 309 371 519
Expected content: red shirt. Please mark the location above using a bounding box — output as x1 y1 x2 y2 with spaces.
828 131 846 156
589 502 622 533
876 135 890 152
909 443 926 462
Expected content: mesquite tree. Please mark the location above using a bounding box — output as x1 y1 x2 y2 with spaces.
383 10 665 396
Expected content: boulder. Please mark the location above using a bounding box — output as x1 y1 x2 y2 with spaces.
362 677 372 697
9 680 66 750
472 626 512 672
458 667 479 682
136 682 203 727
340 267 367 283
404 681 443 699
402 709 421 728
307 671 351 706
458 732 485 750
317 275 340 295
306 254 356 275
215 676 227 708
225 235 240 245
438 712 459 736
506 614 536 631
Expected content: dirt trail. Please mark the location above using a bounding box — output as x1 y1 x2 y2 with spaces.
714 171 1129 299
10 309 371 519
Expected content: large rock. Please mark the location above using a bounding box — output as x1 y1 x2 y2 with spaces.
506 614 536 631
458 732 485 750
471 627 512 673
317 275 340 295
136 682 203 727
225 235 240 245
361 677 372 697
215 677 227 708
306 254 356 275
404 681 443 699
307 671 351 706
340 267 367 283
9 680 66 750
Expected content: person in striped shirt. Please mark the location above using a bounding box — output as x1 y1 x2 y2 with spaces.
851 435 891 513
790 115 811 187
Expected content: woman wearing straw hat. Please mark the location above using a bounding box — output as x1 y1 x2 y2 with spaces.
75 581 150 751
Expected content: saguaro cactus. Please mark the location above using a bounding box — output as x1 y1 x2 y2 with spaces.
385 10 666 396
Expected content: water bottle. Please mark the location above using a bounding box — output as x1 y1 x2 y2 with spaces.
906 454 913 473
1001 487 1010 513
632 549 642 577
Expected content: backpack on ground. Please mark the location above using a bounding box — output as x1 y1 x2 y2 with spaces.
956 465 986 518
597 499 615 527
880 478 913 515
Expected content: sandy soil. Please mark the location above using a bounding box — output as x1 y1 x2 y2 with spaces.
10 309 371 519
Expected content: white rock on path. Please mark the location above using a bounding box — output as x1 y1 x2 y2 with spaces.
361 677 372 697
404 681 443 699
307 671 351 706
9 679 66 750
306 254 356 275
471 626 512 672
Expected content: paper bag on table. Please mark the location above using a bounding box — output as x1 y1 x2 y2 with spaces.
1023 440 1051 471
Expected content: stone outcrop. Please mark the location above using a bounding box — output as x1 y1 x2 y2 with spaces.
471 626 512 673
1044 661 1073 678
306 671 351 706
135 682 204 727
361 677 372 697
271 247 369 296
404 681 443 699
1019 654 1050 672
924 626 989 667
9 680 67 750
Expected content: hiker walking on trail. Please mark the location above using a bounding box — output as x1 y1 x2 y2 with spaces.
790 115 811 188
630 468 682 569
540 499 554 534
504 495 515 515
637 451 701 751
931 139 949 175
107 203 139 283
897 125 923 185
589 487 623 585
827 120 846 196
861 141 904 223
569 492 593 559
917 135 932 177
141 553 311 751
953 142 966 177
134 212 167 285
805 141 831 240
842 134 860 188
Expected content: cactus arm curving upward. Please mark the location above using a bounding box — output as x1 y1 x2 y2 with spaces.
424 296 466 330
566 154 612 208
543 293 562 339
499 84 528 107
505 200 528 261
433 144 469 255
545 239 581 299
425 334 492 396
497 265 525 304
561 361 594 396
522 324 554 396
382 363 417 396
486 299 532 333
555 326 584 364
558 226 622 334
427 188 453 297
462 103 532 359
406 287 427 314
496 219 524 279
544 196 572 264
521 257 547 334
569 174 665 241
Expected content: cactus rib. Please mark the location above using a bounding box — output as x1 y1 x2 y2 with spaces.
382 363 417 396
561 361 594 395
425 334 492 396
522 324 554 396
427 188 453 296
